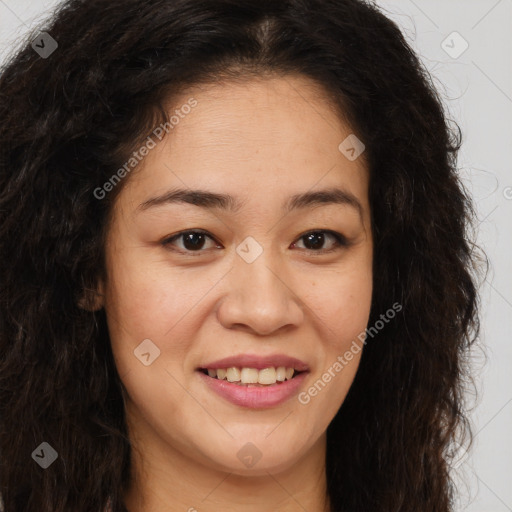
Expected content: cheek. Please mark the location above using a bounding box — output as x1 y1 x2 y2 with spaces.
102 250 187 372
298 269 371 414
104 247 191 335
311 267 373 343
103 249 226 382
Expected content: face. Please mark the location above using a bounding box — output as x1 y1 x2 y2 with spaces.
99 75 373 477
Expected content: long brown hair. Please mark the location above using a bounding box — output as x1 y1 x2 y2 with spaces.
0 0 481 510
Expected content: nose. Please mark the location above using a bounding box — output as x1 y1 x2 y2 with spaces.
216 248 305 336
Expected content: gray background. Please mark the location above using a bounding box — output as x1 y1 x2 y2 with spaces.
0 0 510 510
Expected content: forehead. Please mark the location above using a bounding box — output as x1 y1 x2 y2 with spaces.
121 75 370 218
165 75 355 159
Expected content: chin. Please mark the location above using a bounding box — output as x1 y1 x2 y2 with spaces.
197 435 310 476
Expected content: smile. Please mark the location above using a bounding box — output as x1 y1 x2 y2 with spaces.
199 366 299 386
197 367 308 408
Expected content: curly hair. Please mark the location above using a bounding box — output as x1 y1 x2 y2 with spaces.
0 0 480 510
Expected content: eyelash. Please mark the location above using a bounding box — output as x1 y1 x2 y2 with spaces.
160 229 349 256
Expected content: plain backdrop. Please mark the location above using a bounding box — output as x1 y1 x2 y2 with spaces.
0 1 511 510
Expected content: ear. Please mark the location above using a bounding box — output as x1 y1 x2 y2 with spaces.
77 279 105 311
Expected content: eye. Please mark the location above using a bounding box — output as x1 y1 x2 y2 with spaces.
161 230 220 255
161 229 348 255
291 230 348 253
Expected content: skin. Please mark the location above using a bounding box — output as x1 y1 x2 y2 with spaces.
94 75 373 512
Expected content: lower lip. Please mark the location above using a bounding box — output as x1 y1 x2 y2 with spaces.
197 371 308 409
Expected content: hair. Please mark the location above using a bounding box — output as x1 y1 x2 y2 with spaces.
0 0 481 510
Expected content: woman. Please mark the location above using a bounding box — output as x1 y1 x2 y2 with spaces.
0 0 480 510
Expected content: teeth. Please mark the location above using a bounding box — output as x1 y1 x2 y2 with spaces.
240 368 259 384
276 366 287 381
258 367 276 385
226 367 241 382
204 366 298 385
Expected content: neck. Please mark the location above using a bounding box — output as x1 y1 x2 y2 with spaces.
122 412 330 512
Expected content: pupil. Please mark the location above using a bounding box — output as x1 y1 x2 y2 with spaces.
305 232 324 250
181 232 326 251
184 233 205 250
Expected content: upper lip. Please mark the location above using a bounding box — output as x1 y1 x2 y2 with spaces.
198 354 310 372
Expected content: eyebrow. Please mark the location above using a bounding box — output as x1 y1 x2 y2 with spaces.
137 186 363 218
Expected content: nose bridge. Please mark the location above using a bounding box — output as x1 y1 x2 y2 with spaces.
237 247 284 301
217 235 304 335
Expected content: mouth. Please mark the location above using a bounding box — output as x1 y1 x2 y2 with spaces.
196 367 309 408
197 366 307 387
195 354 310 408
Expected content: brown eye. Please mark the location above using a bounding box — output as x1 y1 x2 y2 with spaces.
161 230 220 254
161 229 348 256
292 230 348 253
